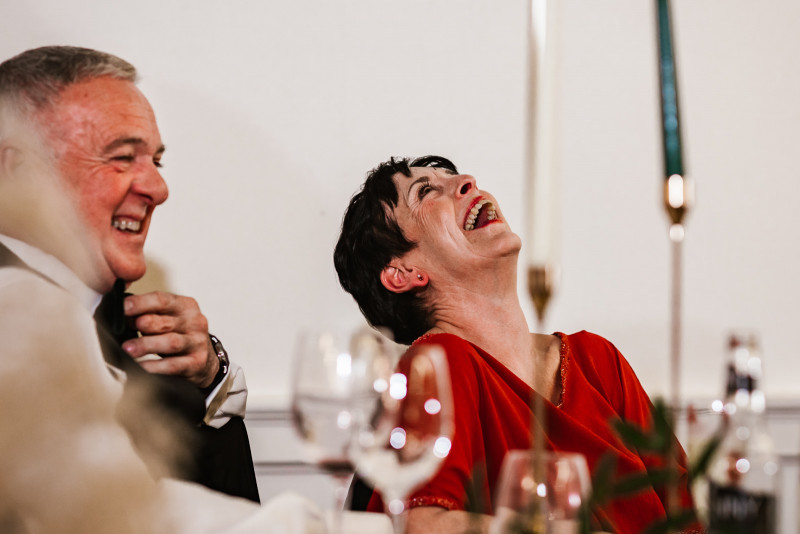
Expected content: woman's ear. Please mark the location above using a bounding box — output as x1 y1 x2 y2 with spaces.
380 263 428 294
0 142 24 178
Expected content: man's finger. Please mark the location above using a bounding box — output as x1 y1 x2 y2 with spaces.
123 291 185 316
122 332 189 359
139 354 212 386
134 313 177 335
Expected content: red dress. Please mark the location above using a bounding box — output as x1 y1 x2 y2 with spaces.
366 331 700 533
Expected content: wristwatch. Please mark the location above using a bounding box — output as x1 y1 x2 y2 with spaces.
201 333 229 394
209 334 230 377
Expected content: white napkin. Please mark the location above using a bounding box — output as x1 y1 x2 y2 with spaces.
328 510 392 534
160 482 391 534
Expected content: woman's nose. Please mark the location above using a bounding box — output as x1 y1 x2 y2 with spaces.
455 175 476 197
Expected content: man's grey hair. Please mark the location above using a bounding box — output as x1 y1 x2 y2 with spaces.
0 45 137 115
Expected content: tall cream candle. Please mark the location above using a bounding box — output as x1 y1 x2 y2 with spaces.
525 0 559 268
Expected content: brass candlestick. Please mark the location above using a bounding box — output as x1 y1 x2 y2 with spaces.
527 264 557 326
525 0 560 527
526 263 558 533
663 174 692 414
656 0 692 524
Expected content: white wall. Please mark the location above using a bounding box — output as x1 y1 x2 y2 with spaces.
2 0 798 408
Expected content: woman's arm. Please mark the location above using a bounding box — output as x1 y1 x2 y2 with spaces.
408 506 492 534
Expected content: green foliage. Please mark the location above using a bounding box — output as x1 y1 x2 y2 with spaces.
587 397 717 533
494 398 718 533
688 433 721 485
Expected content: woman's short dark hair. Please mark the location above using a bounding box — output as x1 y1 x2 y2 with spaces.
333 155 457 345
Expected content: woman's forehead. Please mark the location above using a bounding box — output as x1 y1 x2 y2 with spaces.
407 166 456 178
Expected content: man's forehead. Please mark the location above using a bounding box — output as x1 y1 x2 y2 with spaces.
42 77 162 149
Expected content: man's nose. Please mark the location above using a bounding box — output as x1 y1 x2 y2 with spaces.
134 165 169 205
454 174 476 198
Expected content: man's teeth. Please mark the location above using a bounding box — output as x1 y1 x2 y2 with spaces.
112 219 141 232
464 199 497 231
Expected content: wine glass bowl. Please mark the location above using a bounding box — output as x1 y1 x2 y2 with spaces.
492 450 591 534
291 327 397 533
352 343 454 531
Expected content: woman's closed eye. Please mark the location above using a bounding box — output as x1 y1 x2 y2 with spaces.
417 180 434 200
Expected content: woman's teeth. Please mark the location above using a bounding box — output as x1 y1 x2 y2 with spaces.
464 199 497 231
112 219 141 233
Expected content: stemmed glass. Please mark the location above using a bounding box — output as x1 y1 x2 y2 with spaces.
290 326 396 534
492 450 591 534
351 342 454 534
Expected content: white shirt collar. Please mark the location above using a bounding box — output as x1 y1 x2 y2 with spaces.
0 233 102 313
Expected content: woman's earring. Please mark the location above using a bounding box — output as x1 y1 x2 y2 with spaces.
417 274 424 281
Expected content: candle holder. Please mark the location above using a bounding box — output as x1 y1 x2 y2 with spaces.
656 0 692 524
524 263 559 534
527 264 557 327
663 173 693 413
524 0 560 529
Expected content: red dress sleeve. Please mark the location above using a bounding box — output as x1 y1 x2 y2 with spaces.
563 332 701 532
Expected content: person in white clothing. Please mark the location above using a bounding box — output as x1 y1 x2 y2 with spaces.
0 44 260 502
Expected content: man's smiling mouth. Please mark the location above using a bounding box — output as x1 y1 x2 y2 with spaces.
112 218 142 233
464 199 497 231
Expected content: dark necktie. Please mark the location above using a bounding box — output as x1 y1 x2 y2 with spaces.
93 279 206 425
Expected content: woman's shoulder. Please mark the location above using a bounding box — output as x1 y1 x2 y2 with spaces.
559 330 622 358
410 332 489 381
560 329 613 346
413 331 476 351
557 330 631 380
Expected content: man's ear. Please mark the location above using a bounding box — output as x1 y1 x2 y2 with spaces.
380 263 428 294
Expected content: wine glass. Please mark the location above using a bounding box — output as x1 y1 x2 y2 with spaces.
492 450 591 534
290 326 396 534
351 342 454 534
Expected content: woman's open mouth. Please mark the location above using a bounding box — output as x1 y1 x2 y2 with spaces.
463 198 498 231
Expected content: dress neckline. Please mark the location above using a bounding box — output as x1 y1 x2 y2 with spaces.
413 331 570 408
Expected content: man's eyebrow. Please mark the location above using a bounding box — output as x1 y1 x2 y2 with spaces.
102 137 166 156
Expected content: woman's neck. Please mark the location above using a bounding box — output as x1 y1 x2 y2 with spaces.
425 272 561 398
430 274 533 359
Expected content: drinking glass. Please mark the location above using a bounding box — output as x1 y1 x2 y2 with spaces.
291 326 397 534
351 342 454 534
492 450 591 534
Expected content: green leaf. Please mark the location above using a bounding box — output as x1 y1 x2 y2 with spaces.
641 510 699 534
649 399 674 453
689 434 722 483
612 467 674 497
612 419 654 450
590 453 618 506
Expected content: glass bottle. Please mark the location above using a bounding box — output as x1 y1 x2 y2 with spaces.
706 332 779 534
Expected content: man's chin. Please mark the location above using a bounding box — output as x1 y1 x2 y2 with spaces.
91 263 145 294
114 267 146 286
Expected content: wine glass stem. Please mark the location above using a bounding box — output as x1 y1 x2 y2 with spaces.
385 496 407 534
330 474 351 534
390 510 406 534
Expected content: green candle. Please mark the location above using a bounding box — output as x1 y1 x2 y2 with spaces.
656 0 684 178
